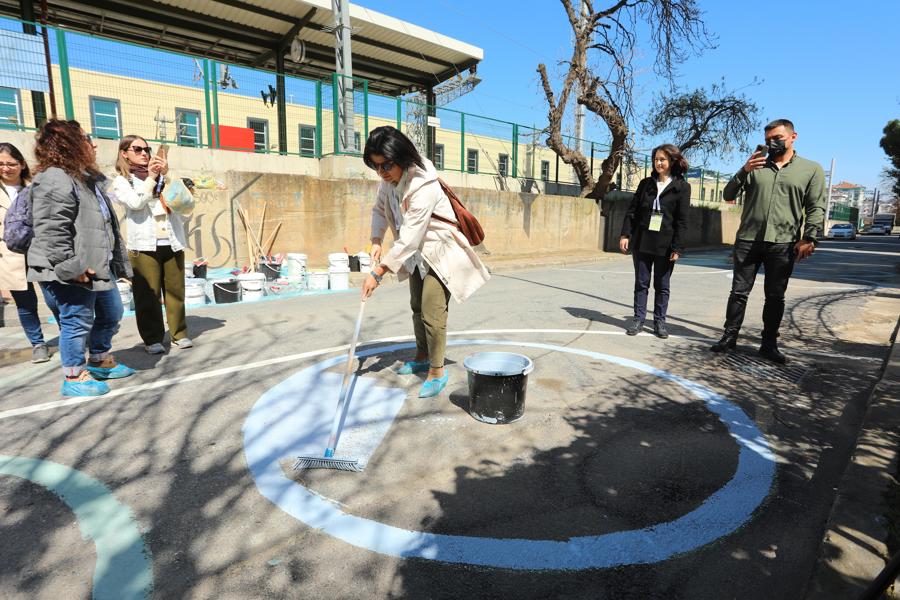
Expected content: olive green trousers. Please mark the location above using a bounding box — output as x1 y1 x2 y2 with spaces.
408 270 451 369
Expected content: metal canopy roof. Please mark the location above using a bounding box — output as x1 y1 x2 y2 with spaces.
1 0 483 95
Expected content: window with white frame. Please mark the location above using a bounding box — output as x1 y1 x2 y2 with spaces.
466 148 479 173
299 124 316 157
248 118 268 152
175 109 201 147
90 96 121 139
433 144 445 170
353 131 361 152
0 88 22 130
498 153 509 177
540 160 550 181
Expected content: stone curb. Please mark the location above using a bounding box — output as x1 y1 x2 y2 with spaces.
802 315 900 599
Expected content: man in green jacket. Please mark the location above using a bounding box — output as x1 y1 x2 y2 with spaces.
710 119 826 363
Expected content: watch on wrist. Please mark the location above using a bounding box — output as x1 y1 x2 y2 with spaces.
369 270 383 284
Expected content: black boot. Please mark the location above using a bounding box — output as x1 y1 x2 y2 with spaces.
710 331 738 352
759 341 786 364
654 321 669 339
625 318 643 336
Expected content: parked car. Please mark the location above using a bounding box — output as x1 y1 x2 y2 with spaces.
826 223 856 240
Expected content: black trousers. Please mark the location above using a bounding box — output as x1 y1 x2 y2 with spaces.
722 240 795 344
632 251 675 324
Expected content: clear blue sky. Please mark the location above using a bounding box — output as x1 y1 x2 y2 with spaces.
360 0 900 194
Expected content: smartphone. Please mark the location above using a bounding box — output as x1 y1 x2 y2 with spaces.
156 144 169 159
755 144 768 156
154 144 169 196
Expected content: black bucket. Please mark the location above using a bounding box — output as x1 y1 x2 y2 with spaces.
192 264 207 279
463 352 534 424
212 278 240 303
348 255 361 272
259 260 281 281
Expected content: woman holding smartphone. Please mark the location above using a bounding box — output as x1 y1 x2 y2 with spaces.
112 136 192 354
619 143 691 339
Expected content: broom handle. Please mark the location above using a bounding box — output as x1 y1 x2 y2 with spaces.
325 299 367 455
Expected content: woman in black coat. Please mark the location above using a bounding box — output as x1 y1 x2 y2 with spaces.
619 143 691 339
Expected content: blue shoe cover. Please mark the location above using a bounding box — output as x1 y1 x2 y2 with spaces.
418 374 449 398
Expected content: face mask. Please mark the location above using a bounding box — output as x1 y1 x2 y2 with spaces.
767 138 787 156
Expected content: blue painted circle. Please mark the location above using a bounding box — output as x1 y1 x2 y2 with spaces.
243 338 775 570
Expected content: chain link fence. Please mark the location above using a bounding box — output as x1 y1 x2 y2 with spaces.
0 14 731 198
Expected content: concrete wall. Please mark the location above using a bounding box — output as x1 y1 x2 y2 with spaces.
1 130 741 270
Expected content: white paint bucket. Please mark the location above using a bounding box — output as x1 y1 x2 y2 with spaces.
328 252 350 268
281 274 306 289
117 281 133 310
307 270 329 291
357 252 372 270
238 272 266 301
286 253 307 277
328 265 351 291
184 277 207 306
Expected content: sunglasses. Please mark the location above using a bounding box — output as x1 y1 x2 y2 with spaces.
130 145 153 155
371 159 395 173
0 162 22 168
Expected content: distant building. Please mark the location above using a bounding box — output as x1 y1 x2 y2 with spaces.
831 181 866 209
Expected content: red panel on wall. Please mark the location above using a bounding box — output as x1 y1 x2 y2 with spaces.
211 125 255 152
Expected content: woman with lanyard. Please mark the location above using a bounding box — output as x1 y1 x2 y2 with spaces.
27 120 134 396
361 126 490 398
0 142 49 362
619 143 691 339
111 135 191 354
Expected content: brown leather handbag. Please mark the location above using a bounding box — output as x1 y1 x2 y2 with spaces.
432 178 485 247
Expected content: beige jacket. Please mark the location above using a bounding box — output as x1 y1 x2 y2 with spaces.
0 183 28 291
372 158 489 303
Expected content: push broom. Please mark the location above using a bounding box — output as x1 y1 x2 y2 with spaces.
293 299 367 472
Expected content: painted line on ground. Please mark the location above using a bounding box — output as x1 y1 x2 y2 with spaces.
243 338 776 570
0 455 153 599
816 247 899 256
0 329 881 422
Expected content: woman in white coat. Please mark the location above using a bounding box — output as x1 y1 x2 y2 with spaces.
111 135 192 354
0 142 49 362
361 126 490 398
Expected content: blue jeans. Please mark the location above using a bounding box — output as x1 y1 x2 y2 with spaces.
10 283 46 346
632 251 675 324
39 282 124 377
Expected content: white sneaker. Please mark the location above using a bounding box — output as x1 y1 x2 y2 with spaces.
145 343 166 354
173 338 194 349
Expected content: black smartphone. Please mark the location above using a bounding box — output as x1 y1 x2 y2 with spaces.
755 144 768 156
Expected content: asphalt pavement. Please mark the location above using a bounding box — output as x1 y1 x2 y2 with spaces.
0 236 898 599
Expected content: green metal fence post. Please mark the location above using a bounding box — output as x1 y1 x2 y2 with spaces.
363 79 369 148
332 73 340 154
396 97 402 131
203 59 213 147
315 80 323 158
511 123 518 178
54 28 74 120
460 113 465 173
210 60 220 148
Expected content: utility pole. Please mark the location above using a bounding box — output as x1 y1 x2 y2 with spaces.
332 0 354 153
825 157 835 223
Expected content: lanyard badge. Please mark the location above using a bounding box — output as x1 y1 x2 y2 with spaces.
648 194 662 231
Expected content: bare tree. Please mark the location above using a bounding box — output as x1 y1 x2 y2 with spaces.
644 79 762 162
537 0 713 199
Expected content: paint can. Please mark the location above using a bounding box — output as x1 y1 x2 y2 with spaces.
357 252 372 271
306 270 329 291
212 277 241 304
463 352 534 424
328 265 350 290
116 280 133 310
281 274 306 289
328 252 350 269
184 277 207 306
258 259 281 281
286 253 307 277
238 272 266 301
